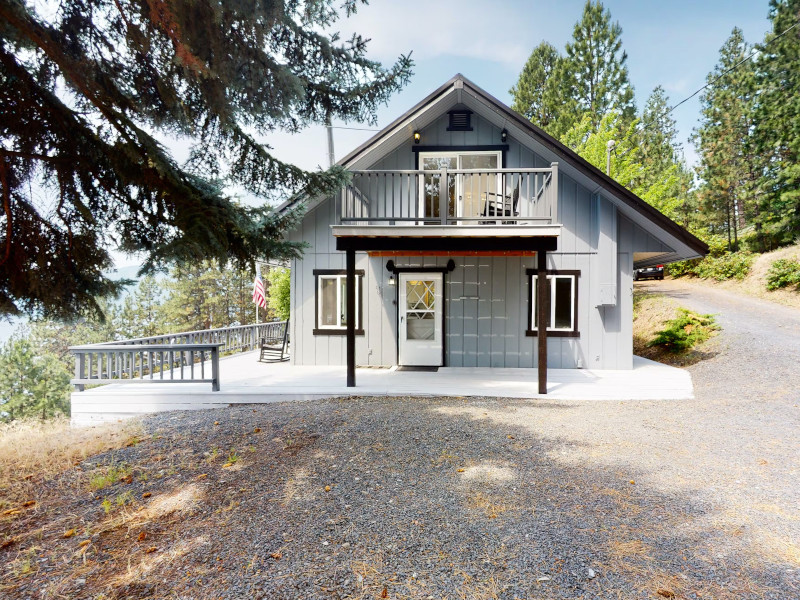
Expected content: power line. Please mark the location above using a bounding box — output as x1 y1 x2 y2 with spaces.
612 17 799 163
329 125 381 132
666 19 799 117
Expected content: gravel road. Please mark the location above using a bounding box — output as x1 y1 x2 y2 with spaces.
7 280 800 600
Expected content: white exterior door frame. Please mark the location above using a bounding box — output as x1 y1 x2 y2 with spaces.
398 272 444 366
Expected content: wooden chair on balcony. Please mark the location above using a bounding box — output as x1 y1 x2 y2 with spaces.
259 319 290 362
481 184 520 224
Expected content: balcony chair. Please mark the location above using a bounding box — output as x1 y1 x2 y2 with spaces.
481 183 520 224
259 319 290 362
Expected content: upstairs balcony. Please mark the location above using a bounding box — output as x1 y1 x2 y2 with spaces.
331 163 560 241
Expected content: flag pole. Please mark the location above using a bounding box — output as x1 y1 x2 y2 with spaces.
255 264 260 324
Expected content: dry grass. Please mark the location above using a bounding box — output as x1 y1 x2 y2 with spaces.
632 290 717 366
0 417 142 507
681 243 800 309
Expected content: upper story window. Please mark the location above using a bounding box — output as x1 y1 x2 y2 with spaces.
526 270 580 337
447 110 473 131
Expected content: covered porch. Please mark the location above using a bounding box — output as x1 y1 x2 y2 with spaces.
70 352 694 426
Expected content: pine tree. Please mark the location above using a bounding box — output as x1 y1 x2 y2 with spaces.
641 86 698 230
694 28 758 250
0 337 71 421
0 0 412 320
509 42 563 134
116 276 165 338
558 0 636 138
562 111 686 222
752 0 800 248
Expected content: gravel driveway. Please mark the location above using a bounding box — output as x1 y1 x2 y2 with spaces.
7 281 800 599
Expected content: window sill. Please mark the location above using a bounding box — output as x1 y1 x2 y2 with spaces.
525 330 580 338
313 328 365 336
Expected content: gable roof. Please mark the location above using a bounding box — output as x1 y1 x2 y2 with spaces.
283 74 708 262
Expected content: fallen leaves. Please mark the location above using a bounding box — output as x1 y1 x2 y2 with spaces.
324 485 331 492
22 500 36 507
381 586 388 598
78 540 90 548
0 537 17 549
63 529 76 538
197 474 208 480
143 492 152 498
270 551 282 560
656 589 676 598
145 546 158 554
456 468 465 473
138 531 147 542
253 427 261 434
2 508 21 516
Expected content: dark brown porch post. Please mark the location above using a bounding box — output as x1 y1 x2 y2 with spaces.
537 250 549 394
346 248 356 387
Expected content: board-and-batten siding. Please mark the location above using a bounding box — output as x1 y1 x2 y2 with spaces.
288 109 663 370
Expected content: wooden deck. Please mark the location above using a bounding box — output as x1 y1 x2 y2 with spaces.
71 353 693 426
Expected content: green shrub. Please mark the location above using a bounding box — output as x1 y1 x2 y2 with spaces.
694 251 754 281
766 258 800 291
666 259 700 278
648 309 719 354
265 267 290 320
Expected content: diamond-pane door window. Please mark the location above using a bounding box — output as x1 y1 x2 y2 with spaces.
406 280 436 340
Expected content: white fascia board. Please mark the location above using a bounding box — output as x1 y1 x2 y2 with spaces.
331 224 561 239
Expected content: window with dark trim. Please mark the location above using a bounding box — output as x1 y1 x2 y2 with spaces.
313 269 365 336
525 269 580 337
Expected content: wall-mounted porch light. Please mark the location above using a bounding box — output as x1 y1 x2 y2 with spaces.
501 128 508 143
413 131 421 144
388 275 396 286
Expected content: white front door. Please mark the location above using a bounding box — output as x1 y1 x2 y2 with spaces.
398 273 443 366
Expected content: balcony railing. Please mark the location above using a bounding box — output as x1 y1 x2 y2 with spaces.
70 322 288 392
336 164 558 226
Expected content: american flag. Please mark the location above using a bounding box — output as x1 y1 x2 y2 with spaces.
252 272 267 309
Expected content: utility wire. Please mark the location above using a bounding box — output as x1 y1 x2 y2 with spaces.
611 17 799 163
329 125 381 132
667 18 798 117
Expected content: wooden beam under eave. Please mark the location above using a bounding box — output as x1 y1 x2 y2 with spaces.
537 250 549 394
337 236 558 253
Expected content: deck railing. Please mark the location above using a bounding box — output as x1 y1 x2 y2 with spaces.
336 164 558 226
69 321 288 392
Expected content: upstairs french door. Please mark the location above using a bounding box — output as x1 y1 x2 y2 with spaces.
419 151 501 221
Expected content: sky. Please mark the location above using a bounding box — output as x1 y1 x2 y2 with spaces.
0 0 774 342
265 0 772 175
116 0 772 272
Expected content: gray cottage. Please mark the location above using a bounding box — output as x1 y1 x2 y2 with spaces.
280 74 707 394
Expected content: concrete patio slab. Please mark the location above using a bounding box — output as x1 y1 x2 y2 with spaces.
71 352 693 425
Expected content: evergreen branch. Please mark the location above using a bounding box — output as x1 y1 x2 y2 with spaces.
0 156 12 268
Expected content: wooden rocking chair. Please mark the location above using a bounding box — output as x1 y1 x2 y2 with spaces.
259 319 290 362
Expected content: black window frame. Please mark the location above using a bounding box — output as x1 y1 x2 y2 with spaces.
525 269 581 338
313 269 365 336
